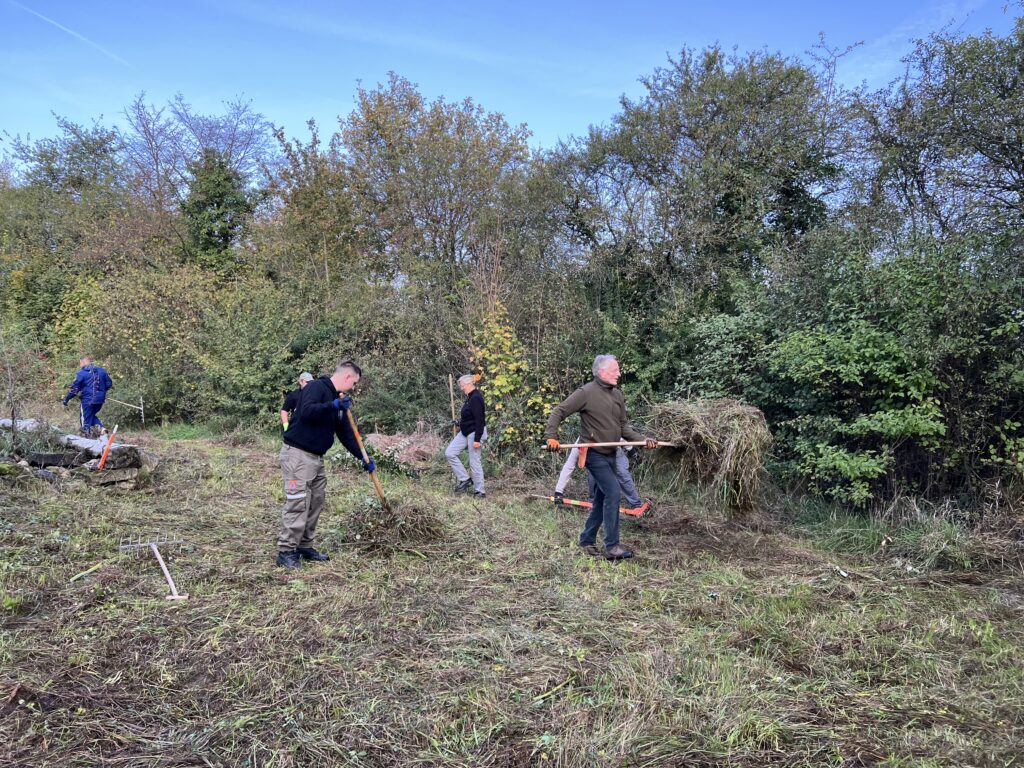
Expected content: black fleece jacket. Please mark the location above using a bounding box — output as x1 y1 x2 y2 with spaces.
282 376 362 458
459 388 486 440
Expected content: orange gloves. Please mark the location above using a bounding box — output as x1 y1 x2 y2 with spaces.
546 438 561 452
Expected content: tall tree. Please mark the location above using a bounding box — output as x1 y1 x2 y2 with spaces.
181 148 254 272
340 73 531 280
861 20 1024 239
570 46 850 296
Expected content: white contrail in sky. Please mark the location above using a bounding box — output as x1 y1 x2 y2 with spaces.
9 0 131 67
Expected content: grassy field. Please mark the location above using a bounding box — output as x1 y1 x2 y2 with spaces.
2 427 1023 767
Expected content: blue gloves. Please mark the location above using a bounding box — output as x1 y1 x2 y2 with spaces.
362 458 375 473
331 396 352 411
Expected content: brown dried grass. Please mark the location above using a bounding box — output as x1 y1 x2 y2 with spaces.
649 398 772 515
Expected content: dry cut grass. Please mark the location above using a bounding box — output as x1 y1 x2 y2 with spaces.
1 428 1023 767
649 399 772 515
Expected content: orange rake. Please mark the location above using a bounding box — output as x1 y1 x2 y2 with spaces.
529 494 652 518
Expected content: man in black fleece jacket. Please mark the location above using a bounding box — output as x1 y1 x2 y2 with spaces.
276 360 374 568
445 374 487 497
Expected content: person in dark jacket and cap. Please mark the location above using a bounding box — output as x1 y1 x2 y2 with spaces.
63 356 113 438
276 360 375 569
280 371 313 432
445 374 487 497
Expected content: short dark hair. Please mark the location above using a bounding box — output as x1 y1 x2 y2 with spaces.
335 359 362 377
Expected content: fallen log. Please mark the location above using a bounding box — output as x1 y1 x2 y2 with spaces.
1 418 157 471
28 452 85 468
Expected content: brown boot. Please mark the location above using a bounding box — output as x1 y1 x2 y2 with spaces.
579 543 601 557
604 544 634 560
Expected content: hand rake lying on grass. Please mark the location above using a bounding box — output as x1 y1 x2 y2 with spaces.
119 534 188 600
528 494 653 518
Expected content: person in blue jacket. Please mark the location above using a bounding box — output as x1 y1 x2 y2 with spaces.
63 356 113 438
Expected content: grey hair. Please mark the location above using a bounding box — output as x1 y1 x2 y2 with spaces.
458 374 476 386
592 354 618 377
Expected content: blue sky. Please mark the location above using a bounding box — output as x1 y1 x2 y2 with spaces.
0 0 1018 151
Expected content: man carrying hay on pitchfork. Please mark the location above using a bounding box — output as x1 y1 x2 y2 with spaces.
275 360 375 569
544 354 659 560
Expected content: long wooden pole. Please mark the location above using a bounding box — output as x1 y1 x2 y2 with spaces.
550 440 676 449
345 409 390 511
448 374 457 434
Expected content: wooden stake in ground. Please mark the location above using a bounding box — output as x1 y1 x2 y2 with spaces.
448 374 457 434
345 409 391 512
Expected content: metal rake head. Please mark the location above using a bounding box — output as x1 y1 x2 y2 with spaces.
118 532 186 556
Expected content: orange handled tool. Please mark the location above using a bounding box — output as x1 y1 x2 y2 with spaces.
97 425 119 471
552 440 674 449
529 495 650 518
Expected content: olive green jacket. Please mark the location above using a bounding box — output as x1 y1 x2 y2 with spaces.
544 378 645 455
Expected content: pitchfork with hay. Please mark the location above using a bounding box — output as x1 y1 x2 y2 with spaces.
542 399 772 517
647 399 773 515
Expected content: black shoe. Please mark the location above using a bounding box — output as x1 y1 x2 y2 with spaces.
275 550 301 569
474 491 486 498
579 543 601 557
297 547 330 562
453 479 473 494
553 491 564 505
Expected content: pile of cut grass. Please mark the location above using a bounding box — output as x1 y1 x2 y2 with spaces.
344 492 445 553
649 398 772 515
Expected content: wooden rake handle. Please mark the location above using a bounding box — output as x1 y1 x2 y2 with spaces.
344 408 390 510
553 441 676 449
